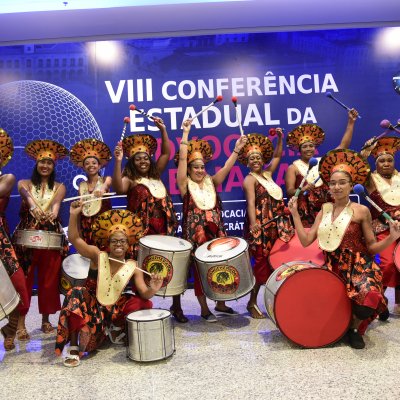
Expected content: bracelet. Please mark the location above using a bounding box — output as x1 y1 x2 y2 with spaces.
29 205 37 211
180 140 188 146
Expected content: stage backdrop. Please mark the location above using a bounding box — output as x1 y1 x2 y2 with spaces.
0 27 399 234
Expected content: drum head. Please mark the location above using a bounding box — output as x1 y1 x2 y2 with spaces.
274 268 351 348
139 235 192 252
195 237 248 262
126 308 171 321
62 254 90 279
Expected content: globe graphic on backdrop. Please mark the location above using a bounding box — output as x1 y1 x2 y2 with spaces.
0 80 103 228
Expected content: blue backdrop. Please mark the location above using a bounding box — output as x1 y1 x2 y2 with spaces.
0 28 399 234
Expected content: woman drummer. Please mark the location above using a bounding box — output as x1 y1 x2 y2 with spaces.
285 109 358 227
240 131 294 319
55 204 163 367
0 129 29 351
113 117 182 321
176 119 247 322
360 136 400 319
288 149 400 349
13 140 69 339
69 138 112 246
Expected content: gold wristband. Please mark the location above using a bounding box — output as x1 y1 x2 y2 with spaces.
180 140 189 146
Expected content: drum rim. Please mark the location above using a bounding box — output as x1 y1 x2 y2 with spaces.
16 229 63 236
194 236 248 262
126 308 172 321
269 266 351 348
139 235 193 252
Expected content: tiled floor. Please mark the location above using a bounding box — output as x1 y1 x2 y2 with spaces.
1 288 400 400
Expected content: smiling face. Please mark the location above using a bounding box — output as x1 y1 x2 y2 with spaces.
247 151 263 173
376 154 395 178
108 231 129 259
188 160 206 183
328 171 352 200
133 152 151 176
36 158 54 178
83 157 101 177
299 141 316 161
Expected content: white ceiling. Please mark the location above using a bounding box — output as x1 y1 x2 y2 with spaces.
0 0 399 45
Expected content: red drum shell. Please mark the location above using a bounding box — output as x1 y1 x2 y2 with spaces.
264 261 351 348
394 241 400 272
268 229 324 270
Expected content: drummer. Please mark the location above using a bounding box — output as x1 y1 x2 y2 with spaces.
69 139 112 246
113 117 183 321
360 136 400 319
176 119 247 322
288 149 400 349
12 140 69 340
240 130 294 319
0 129 29 351
285 109 358 227
55 203 163 367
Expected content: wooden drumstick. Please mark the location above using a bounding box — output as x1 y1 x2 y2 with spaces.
63 192 117 202
82 195 127 204
231 96 244 136
189 96 223 123
108 257 152 276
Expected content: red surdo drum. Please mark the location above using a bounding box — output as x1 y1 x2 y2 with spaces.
264 261 351 348
268 229 325 270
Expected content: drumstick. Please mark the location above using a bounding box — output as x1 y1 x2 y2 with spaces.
63 192 117 202
231 96 244 136
353 184 394 222
325 92 362 119
189 96 223 123
108 257 152 276
294 158 318 198
82 195 127 204
360 120 400 151
303 176 321 196
129 104 155 121
260 208 291 228
120 117 130 141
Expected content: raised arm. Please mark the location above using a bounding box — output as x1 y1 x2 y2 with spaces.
335 108 358 149
112 143 131 194
288 196 320 246
266 128 283 174
212 135 247 187
176 119 191 196
68 201 99 263
154 117 171 174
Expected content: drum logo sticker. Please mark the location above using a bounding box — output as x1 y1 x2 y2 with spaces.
276 263 310 281
207 265 240 294
29 235 43 244
143 254 173 288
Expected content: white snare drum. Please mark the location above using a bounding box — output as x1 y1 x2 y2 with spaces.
394 241 400 272
60 254 91 295
268 229 324 270
138 235 192 297
15 229 64 250
0 261 20 321
126 309 175 362
194 237 255 301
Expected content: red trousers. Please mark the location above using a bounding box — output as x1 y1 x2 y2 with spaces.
25 249 62 315
10 268 30 316
377 231 399 287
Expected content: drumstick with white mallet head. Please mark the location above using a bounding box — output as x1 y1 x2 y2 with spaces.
129 104 155 121
231 96 244 136
189 95 223 123
353 184 394 223
108 257 152 277
294 157 319 198
325 92 362 119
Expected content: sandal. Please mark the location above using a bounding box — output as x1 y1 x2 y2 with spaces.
16 328 30 341
214 306 238 315
63 346 80 367
41 322 55 334
170 308 189 323
106 324 126 345
1 327 15 351
247 304 266 319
